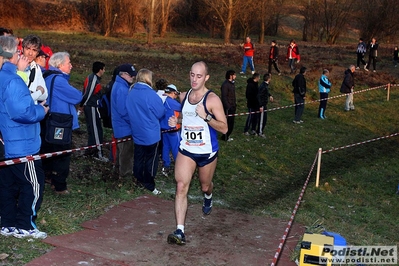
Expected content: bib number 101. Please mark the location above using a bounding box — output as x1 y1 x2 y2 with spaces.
185 131 203 140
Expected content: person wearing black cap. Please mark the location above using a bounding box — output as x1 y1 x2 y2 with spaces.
160 84 182 177
111 64 137 180
292 66 307 123
34 50 49 71
268 40 281 75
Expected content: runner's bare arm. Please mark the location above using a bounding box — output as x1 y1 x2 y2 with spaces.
196 93 227 134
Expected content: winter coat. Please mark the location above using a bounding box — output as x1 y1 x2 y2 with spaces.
258 81 272 108
111 75 132 138
126 82 165 145
221 79 236 111
318 74 331 93
0 62 46 158
245 78 259 108
44 67 83 130
292 73 306 96
340 69 354 93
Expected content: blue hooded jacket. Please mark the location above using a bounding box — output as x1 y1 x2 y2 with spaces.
44 67 83 130
318 74 331 93
0 62 46 158
111 75 132 138
127 82 165 145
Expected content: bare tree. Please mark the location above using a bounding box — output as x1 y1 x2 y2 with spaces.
300 0 354 44
202 0 244 44
98 0 120 37
356 0 399 42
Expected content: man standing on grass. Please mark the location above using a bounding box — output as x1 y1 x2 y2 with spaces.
244 72 260 136
80 61 107 162
257 73 274 137
340 65 355 111
292 67 307 123
166 61 228 245
318 69 331 119
111 64 136 179
0 36 49 239
240 36 255 75
220 69 236 142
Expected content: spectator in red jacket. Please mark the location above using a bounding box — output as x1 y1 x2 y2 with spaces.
240 36 255 75
286 39 300 74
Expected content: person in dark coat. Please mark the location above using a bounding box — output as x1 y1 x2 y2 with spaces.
243 73 260 135
256 73 274 137
220 70 236 141
292 67 307 123
365 38 378 72
268 40 281 75
340 65 355 111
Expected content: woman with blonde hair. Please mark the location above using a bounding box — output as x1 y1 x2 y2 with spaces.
126 68 165 195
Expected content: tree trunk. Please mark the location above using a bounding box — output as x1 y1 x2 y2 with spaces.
147 0 155 44
160 0 172 38
224 0 233 44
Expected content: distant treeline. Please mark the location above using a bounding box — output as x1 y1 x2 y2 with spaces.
1 0 399 44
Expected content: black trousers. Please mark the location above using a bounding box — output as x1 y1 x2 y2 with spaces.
268 59 281 74
133 142 159 192
318 93 328 118
244 107 259 133
222 107 236 141
356 53 366 67
0 160 44 230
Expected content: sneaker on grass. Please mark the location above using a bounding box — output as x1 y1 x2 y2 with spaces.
202 196 213 215
13 228 47 239
1 227 16 236
167 229 186 245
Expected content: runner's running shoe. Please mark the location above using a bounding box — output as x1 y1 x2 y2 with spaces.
167 229 186 245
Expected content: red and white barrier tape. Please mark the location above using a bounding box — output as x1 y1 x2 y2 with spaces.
0 137 132 167
270 152 319 266
322 132 399 154
228 83 388 117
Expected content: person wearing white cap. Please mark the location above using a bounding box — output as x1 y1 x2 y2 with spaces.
159 84 182 177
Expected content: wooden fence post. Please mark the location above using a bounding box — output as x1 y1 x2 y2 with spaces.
316 148 322 187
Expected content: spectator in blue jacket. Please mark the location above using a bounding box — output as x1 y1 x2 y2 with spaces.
318 69 331 119
127 69 165 195
41 52 83 195
0 35 49 239
110 64 136 179
160 84 182 177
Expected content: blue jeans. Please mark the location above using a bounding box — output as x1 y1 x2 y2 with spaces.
133 142 159 191
241 56 255 73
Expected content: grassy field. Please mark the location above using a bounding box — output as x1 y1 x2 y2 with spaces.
0 30 398 265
